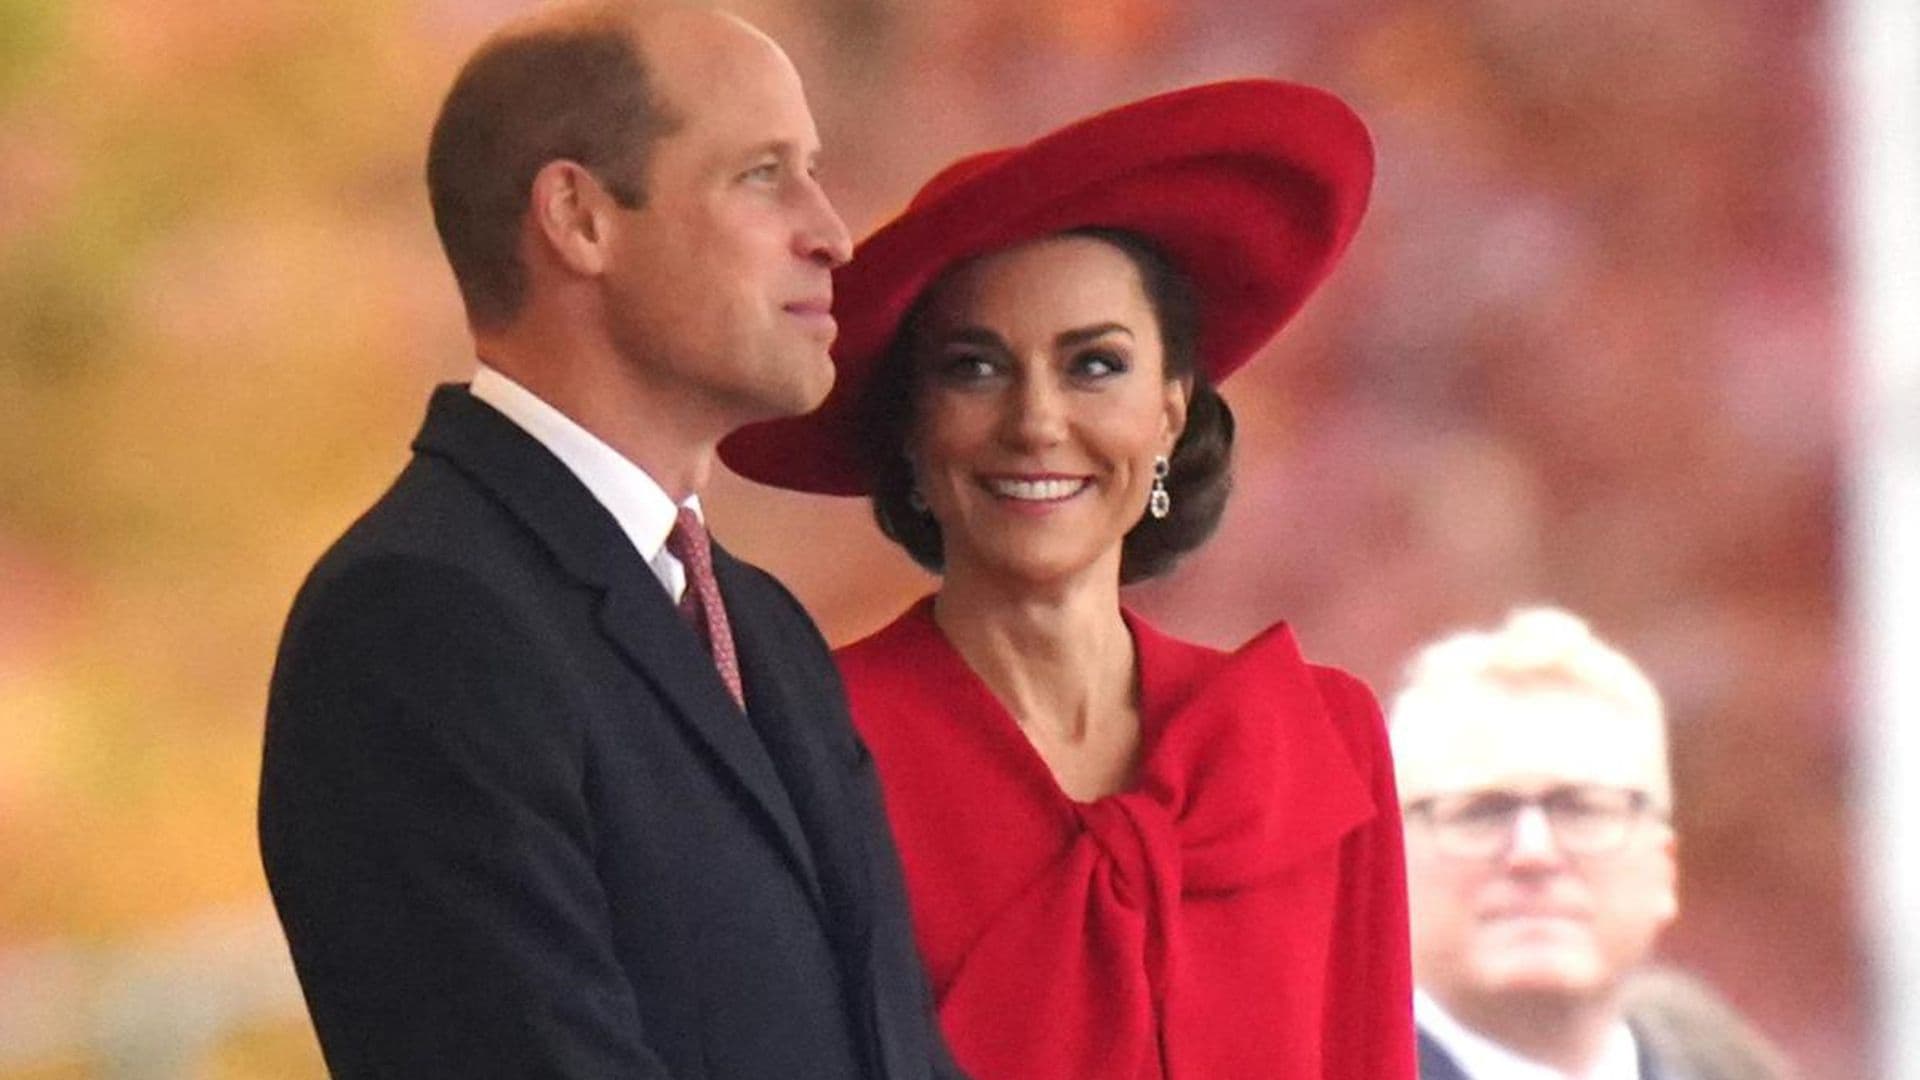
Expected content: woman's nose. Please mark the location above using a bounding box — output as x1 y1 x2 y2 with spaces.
1001 372 1067 448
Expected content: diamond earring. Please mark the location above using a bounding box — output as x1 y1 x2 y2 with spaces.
1148 454 1171 520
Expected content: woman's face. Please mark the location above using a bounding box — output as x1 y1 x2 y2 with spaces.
906 234 1189 590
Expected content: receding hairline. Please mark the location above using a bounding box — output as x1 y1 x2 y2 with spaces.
472 1 640 57
477 1 723 47
472 2 780 102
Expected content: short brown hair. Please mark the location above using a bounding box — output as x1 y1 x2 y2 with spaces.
866 228 1236 585
426 13 681 330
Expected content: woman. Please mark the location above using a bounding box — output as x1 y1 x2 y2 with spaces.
723 81 1413 1079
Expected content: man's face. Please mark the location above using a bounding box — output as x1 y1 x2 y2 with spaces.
603 15 851 431
1397 685 1677 1019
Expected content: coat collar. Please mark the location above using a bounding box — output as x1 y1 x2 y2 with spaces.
863 597 1377 875
412 384 824 911
1415 1014 1663 1080
1127 613 1377 881
721 548 876 939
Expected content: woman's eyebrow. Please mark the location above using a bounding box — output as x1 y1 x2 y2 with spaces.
1055 323 1133 349
928 322 1132 353
934 327 1010 352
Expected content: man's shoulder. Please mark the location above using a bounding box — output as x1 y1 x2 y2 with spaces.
1624 968 1796 1080
283 452 558 644
306 380 592 578
335 447 506 552
338 404 591 560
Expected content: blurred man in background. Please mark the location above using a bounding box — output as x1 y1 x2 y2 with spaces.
1389 608 1789 1080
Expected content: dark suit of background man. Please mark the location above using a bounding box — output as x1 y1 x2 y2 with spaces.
258 4 962 1077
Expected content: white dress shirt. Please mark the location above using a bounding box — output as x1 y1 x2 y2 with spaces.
1417 989 1644 1080
469 363 698 603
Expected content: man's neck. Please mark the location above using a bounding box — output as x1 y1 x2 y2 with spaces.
1426 987 1625 1076
476 332 717 503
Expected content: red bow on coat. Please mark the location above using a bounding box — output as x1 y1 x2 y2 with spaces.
929 621 1379 1079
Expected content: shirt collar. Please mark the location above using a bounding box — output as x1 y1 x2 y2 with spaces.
1417 989 1642 1080
469 363 699 577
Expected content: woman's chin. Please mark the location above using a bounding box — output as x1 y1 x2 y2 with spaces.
945 544 1121 596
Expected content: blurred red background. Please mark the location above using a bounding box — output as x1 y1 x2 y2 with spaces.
0 0 1859 1075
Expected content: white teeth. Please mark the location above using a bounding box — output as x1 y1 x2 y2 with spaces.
986 477 1085 501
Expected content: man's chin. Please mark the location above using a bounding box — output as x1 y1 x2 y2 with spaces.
729 372 834 427
1476 953 1608 999
773 356 836 417
1478 912 1594 949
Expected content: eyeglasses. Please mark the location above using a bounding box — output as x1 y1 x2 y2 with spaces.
1404 785 1660 858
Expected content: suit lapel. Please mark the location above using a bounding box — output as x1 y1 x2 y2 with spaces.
594 574 824 909
718 549 873 951
1415 1026 1474 1080
412 384 824 914
1633 1027 1672 1080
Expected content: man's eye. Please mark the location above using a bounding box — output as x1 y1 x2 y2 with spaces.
1556 793 1619 820
741 161 780 183
1453 796 1518 826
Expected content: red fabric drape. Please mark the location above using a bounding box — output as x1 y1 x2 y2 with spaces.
838 598 1416 1079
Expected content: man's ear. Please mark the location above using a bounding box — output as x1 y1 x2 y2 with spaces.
1654 826 1680 927
527 159 615 277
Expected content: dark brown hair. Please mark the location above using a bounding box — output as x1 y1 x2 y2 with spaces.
426 14 682 330
866 228 1235 585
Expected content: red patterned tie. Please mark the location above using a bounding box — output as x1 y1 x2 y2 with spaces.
664 507 745 710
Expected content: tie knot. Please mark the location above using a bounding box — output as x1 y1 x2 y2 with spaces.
666 507 710 570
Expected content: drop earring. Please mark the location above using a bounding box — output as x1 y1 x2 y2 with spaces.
1148 454 1171 520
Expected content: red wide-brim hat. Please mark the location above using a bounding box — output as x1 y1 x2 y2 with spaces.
721 78 1374 496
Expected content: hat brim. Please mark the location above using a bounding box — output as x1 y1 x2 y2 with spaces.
722 79 1374 496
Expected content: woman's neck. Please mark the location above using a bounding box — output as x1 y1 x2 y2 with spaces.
932 565 1135 749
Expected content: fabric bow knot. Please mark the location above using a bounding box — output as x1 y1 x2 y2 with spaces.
937 624 1377 1079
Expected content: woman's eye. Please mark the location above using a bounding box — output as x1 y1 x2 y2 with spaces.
938 354 1000 382
1072 348 1128 378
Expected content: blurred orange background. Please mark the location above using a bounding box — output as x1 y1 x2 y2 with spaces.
0 0 1860 1076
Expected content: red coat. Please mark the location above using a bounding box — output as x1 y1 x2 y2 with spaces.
837 598 1415 1080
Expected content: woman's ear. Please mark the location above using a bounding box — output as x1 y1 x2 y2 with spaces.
1162 375 1193 450
527 159 616 277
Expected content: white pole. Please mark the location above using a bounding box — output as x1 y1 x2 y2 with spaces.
1840 1 1920 1077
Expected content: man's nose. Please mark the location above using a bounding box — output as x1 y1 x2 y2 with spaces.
1503 804 1568 867
795 177 852 268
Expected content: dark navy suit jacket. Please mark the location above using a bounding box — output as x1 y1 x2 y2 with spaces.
1418 1025 1671 1080
260 386 962 1079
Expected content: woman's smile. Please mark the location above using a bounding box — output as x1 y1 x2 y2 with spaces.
979 473 1093 506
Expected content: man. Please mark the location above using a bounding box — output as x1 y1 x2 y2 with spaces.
258 4 961 1077
1389 608 1687 1079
